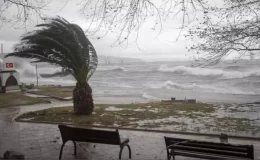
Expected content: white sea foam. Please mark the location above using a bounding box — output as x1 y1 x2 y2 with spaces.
97 65 127 72
149 108 161 113
105 106 124 111
133 109 146 111
158 65 260 79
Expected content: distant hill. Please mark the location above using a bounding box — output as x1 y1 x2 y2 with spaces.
1 53 144 65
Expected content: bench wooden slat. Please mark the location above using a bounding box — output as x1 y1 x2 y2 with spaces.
171 145 248 158
173 150 248 160
166 137 250 148
72 136 120 145
59 125 120 145
183 142 247 151
168 140 247 152
165 136 254 160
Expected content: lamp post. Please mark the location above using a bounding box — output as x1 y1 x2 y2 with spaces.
36 64 38 86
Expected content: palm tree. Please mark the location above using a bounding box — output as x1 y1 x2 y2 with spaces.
5 17 98 115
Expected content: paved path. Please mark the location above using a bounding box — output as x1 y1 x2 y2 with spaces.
0 101 260 160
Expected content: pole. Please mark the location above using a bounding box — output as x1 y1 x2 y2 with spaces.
36 64 38 86
1 43 3 54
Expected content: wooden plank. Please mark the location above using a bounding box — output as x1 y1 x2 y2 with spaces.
172 150 252 160
172 145 248 158
165 137 251 149
72 137 120 145
171 141 248 152
165 136 254 159
58 125 121 145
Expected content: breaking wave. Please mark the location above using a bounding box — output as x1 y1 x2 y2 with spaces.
142 92 161 101
18 66 65 80
148 80 259 95
158 65 260 79
16 62 42 79
13 61 74 85
39 67 62 75
20 76 75 86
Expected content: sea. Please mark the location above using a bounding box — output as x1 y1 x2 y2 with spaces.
14 59 260 104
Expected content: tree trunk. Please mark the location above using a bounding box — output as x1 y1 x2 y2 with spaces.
73 82 94 115
1 86 6 93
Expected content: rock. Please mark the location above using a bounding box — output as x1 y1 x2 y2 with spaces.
171 97 176 101
187 99 196 104
219 133 228 143
3 150 25 159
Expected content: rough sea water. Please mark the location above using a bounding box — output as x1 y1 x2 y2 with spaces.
6 58 260 136
16 59 260 104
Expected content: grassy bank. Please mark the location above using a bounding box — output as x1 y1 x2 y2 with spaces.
30 86 74 98
16 102 260 135
0 92 48 107
18 102 213 125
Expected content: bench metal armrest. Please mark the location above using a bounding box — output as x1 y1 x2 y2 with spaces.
120 138 130 146
167 140 189 149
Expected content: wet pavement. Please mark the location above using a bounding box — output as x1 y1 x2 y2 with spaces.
0 101 260 160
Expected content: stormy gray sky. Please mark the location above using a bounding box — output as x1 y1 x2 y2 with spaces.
0 0 224 61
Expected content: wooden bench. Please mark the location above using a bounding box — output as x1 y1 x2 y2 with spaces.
164 136 254 160
58 125 131 160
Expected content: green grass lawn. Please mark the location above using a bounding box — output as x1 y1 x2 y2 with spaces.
30 86 74 98
18 102 214 126
17 102 260 135
0 92 48 107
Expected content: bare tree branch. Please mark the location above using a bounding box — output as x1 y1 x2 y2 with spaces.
187 0 260 66
0 0 52 29
80 0 209 45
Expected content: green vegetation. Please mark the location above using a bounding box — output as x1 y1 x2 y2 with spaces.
31 86 74 98
0 92 48 107
17 102 214 127
17 102 260 135
215 117 259 133
6 17 98 115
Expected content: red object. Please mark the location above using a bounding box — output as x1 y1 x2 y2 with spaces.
6 63 14 68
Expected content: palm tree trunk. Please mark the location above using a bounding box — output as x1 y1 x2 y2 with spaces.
73 82 94 115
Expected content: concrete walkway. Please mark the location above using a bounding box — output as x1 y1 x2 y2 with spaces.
1 102 260 160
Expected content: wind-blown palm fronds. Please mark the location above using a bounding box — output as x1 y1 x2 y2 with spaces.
6 17 98 115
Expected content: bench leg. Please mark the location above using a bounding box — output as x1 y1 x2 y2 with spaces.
72 141 77 156
167 149 175 160
168 154 174 160
59 142 66 160
119 144 131 159
171 151 175 160
126 144 131 159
